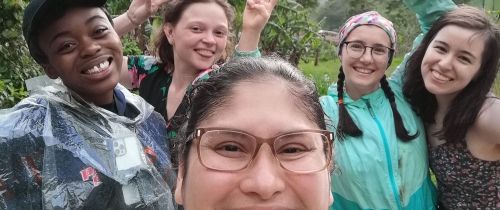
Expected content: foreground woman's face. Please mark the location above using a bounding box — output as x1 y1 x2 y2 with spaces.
175 78 333 210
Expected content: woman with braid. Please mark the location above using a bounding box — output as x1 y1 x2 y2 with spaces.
320 0 456 209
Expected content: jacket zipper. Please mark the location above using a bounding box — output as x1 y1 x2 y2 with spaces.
365 100 403 210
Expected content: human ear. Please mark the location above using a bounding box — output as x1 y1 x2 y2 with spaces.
42 64 59 79
163 24 175 45
174 162 185 205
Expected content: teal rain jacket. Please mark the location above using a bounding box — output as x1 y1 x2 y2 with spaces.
320 0 457 209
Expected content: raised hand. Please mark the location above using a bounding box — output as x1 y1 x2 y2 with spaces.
126 0 169 25
242 0 278 33
238 0 278 52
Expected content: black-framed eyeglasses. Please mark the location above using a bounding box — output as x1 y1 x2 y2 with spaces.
344 41 394 60
187 128 334 174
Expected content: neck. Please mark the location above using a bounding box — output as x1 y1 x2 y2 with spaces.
434 94 456 124
171 56 205 88
171 68 198 89
80 90 114 106
345 82 380 100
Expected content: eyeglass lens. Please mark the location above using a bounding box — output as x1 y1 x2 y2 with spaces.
197 130 330 173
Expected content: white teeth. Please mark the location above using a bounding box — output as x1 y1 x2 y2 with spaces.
431 70 451 81
354 67 373 74
85 60 110 74
196 49 214 56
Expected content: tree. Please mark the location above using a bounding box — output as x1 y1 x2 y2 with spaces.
230 0 326 66
313 0 419 56
0 0 42 108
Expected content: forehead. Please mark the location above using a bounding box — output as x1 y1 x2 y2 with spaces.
346 25 391 46
177 2 228 26
199 78 318 136
432 25 486 59
433 25 486 46
40 7 109 37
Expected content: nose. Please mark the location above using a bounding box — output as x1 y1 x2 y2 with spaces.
437 54 453 71
202 32 216 45
239 144 286 200
80 37 101 57
359 47 374 63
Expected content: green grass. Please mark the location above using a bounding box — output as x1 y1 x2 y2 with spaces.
298 59 341 95
298 58 500 96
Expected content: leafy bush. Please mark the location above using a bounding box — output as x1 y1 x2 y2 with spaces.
122 35 143 55
230 0 324 66
0 0 42 108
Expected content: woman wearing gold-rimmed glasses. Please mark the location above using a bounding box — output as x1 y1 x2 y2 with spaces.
173 57 334 210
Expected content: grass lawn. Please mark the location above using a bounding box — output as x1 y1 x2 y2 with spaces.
298 58 500 96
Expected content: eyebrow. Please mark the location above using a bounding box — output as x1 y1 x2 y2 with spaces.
434 40 477 60
345 40 391 48
48 15 107 45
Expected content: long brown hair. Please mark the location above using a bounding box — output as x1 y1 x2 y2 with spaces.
403 5 500 142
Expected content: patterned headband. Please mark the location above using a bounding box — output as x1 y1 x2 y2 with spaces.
338 11 397 54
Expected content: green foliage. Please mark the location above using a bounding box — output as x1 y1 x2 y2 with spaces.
107 0 155 55
122 35 143 55
299 59 340 95
313 0 420 56
259 1 325 65
0 0 42 108
229 0 325 65
106 0 129 14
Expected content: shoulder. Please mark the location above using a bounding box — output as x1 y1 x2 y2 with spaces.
0 95 49 143
473 97 500 144
320 95 338 112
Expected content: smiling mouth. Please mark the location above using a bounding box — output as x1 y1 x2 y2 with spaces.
353 67 374 74
196 49 215 57
431 70 452 82
83 58 112 75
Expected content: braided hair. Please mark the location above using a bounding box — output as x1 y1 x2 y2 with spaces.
336 68 417 141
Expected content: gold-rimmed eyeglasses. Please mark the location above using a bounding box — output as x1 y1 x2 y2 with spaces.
187 128 334 174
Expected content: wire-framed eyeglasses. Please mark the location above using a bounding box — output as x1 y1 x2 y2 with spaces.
344 41 394 60
187 128 334 174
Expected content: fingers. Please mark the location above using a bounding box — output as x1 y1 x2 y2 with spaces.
267 0 278 11
153 0 169 7
247 0 277 13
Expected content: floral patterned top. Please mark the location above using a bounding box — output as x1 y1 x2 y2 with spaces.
127 56 211 141
429 139 500 209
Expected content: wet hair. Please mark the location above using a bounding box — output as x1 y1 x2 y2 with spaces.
154 0 235 72
175 56 329 174
403 5 499 142
31 5 113 64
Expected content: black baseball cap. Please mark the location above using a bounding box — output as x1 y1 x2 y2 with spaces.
22 0 107 64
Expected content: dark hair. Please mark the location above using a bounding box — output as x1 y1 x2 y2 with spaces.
31 5 113 64
175 56 328 172
154 0 235 72
335 67 417 141
403 5 500 142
